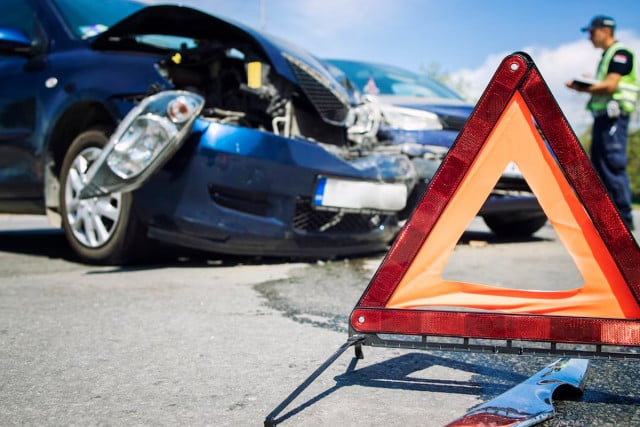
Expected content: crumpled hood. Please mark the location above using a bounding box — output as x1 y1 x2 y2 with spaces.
90 5 342 93
92 5 254 47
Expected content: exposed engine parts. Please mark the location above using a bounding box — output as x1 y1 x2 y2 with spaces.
156 41 372 149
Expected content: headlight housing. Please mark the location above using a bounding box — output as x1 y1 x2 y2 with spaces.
79 91 204 198
379 104 443 131
107 92 204 179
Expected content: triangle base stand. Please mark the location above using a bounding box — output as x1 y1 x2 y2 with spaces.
356 330 640 359
263 334 596 426
263 335 365 427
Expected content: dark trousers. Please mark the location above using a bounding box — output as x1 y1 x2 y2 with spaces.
591 114 633 225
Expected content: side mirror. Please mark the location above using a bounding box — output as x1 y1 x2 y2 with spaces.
0 26 35 56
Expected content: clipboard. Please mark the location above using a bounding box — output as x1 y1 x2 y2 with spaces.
571 76 598 89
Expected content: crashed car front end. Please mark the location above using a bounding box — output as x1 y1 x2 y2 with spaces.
81 5 416 257
130 118 414 257
88 98 415 257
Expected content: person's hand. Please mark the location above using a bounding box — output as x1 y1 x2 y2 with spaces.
566 80 579 91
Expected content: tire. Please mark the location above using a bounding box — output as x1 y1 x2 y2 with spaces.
482 213 547 238
59 129 147 264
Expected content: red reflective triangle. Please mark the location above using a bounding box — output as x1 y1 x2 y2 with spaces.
350 52 640 346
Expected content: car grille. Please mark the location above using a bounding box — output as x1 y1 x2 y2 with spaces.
284 54 350 124
209 185 271 217
293 197 388 233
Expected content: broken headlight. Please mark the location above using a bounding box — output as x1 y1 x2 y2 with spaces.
380 104 443 131
79 90 204 198
107 91 204 179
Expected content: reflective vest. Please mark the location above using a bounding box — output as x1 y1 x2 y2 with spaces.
587 41 639 114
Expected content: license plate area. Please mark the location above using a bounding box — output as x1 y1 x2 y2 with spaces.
313 176 407 212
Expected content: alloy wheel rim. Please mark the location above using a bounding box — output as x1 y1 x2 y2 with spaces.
64 147 123 248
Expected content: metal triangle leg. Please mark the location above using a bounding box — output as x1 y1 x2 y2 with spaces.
264 335 366 426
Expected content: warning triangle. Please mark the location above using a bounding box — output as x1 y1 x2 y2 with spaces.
350 52 640 346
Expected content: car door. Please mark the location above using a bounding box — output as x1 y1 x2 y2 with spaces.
0 0 47 212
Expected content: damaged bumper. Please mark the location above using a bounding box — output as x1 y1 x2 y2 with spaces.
79 94 417 257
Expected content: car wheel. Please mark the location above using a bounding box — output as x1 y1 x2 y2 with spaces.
59 129 146 264
482 214 547 238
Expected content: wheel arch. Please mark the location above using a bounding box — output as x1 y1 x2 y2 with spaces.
43 101 118 220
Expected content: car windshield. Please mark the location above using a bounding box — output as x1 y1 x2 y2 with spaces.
326 59 464 101
52 0 146 39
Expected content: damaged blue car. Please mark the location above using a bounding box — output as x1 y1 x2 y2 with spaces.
0 0 415 264
325 59 547 237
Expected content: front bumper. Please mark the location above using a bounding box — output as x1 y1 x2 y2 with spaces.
132 119 407 257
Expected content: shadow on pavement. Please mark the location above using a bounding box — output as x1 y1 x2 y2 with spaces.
0 228 76 261
271 351 528 425
0 227 316 269
0 225 548 270
271 350 640 426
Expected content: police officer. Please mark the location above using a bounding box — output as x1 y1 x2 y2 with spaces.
567 15 639 230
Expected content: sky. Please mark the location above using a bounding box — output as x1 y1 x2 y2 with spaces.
142 0 640 134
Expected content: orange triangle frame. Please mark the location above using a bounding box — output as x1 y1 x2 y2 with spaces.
350 52 640 346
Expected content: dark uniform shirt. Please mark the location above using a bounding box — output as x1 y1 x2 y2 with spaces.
605 47 633 75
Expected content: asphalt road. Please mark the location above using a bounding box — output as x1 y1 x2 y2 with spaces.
1 213 640 426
